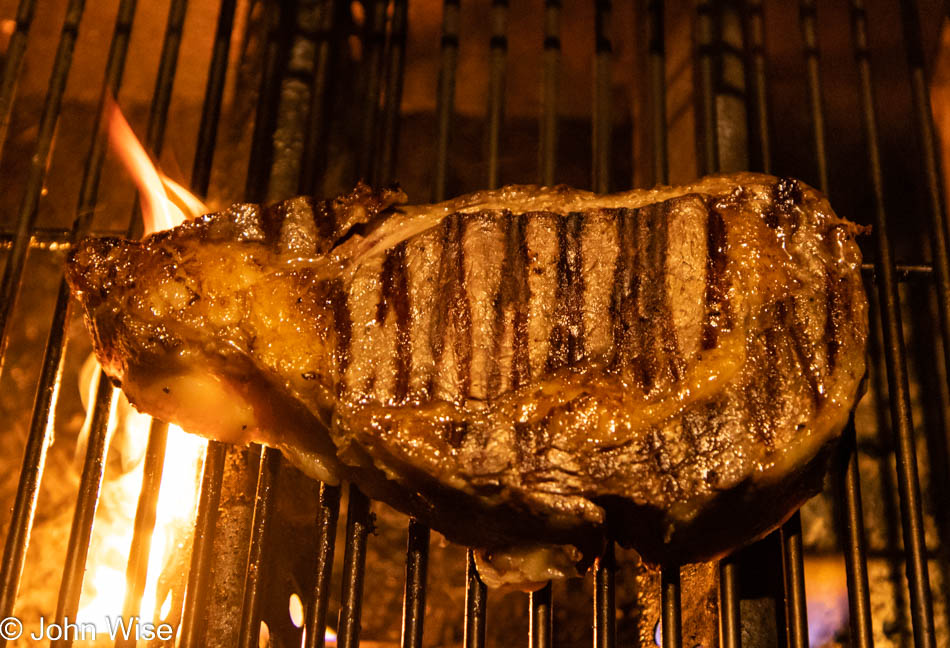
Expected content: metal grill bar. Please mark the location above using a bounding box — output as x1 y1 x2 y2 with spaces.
176 0 240 641
740 3 812 644
718 560 741 648
180 441 227 648
696 4 742 645
357 0 388 181
115 419 169 648
696 0 718 177
0 0 37 156
798 0 829 193
592 0 611 193
433 0 459 202
796 5 874 644
899 0 950 423
529 582 552 648
486 0 508 189
745 0 769 174
661 566 682 648
538 0 559 185
299 0 338 195
245 0 286 204
780 514 808 648
837 420 874 648
337 485 372 648
0 0 139 639
51 378 117 648
591 3 615 643
377 0 408 185
593 542 616 648
191 0 238 197
848 2 936 646
0 0 86 373
464 549 487 648
305 483 341 648
648 0 667 185
401 520 430 648
238 448 280 648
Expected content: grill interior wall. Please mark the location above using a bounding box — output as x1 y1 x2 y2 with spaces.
2 0 950 647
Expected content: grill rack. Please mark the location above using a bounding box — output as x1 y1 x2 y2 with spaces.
0 0 944 647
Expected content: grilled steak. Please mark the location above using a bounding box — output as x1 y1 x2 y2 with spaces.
66 173 868 568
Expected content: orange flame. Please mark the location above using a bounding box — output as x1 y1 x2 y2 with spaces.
104 95 208 235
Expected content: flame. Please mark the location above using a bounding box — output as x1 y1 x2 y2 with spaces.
104 95 208 233
75 100 211 637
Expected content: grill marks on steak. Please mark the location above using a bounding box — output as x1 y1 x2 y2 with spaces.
65 173 868 565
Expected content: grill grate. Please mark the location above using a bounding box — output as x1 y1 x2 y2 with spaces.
0 1 947 647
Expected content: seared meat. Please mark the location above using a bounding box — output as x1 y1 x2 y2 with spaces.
66 173 868 567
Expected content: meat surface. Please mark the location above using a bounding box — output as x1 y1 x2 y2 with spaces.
66 173 868 568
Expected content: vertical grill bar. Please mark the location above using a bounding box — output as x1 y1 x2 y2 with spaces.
237 448 280 648
696 4 740 644
744 0 769 174
114 420 169 648
718 561 741 648
299 0 338 196
743 2 810 643
377 0 408 185
648 0 667 185
651 5 681 645
593 542 616 648
899 0 950 408
837 421 874 648
464 549 487 648
0 0 86 373
661 566 682 648
798 0 829 192
592 0 611 193
796 4 873 644
779 514 809 648
358 0 388 181
592 3 614 645
51 378 117 648
190 0 238 196
538 0 560 185
305 483 341 648
849 1 936 646
528 6 559 641
486 0 508 189
433 0 460 201
0 0 140 632
400 520 430 648
695 0 718 176
337 485 372 648
245 0 286 203
529 583 552 648
180 442 227 648
0 0 37 158
178 2 239 643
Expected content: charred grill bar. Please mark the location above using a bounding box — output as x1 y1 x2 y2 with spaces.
0 1 948 648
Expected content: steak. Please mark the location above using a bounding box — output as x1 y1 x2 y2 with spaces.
66 173 868 569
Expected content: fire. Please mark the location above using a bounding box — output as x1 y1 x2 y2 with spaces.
73 100 211 639
104 95 208 233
